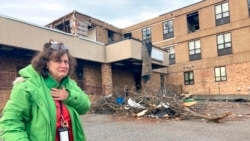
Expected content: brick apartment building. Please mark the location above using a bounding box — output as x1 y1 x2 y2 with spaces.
123 0 250 96
1 0 250 111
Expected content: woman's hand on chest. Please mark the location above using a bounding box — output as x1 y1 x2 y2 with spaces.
51 87 69 101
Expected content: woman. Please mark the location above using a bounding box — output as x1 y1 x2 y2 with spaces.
0 39 91 141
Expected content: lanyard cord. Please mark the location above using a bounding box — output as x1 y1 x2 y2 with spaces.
59 101 67 127
60 101 63 115
57 85 68 127
58 85 65 125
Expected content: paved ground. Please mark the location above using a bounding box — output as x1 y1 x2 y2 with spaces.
1 102 250 141
82 101 250 141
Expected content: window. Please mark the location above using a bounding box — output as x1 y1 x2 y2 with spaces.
184 71 194 85
165 46 175 64
187 12 200 33
217 33 232 56
214 66 227 82
142 27 151 42
124 32 132 39
163 20 174 39
215 2 230 26
151 48 163 62
108 30 114 43
189 40 201 61
55 20 70 33
248 0 250 17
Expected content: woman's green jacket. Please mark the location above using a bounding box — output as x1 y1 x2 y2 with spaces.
0 65 91 141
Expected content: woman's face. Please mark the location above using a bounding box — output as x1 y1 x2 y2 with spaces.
47 53 69 82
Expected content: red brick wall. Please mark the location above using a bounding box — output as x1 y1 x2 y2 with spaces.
0 90 11 112
101 64 112 96
112 67 134 96
82 62 102 95
166 62 250 95
83 62 102 85
0 54 31 112
0 54 31 72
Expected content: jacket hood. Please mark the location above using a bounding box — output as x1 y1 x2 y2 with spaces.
18 64 41 86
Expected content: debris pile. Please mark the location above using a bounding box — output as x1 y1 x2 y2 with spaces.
90 88 232 122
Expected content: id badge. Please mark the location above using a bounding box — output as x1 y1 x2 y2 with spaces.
58 127 70 141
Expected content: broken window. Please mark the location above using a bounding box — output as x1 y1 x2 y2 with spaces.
163 20 174 39
124 32 132 39
142 27 151 42
214 66 227 82
55 20 71 33
165 46 175 65
189 39 201 61
184 71 194 85
187 12 200 33
108 30 114 43
215 2 230 26
217 33 232 56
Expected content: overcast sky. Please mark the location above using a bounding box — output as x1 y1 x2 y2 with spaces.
0 0 202 28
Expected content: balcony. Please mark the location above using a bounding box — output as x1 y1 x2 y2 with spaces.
106 38 169 73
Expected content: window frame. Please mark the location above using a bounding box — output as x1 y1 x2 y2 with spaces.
166 46 176 65
163 20 174 39
215 2 230 26
214 66 227 82
55 20 71 33
142 27 151 42
187 11 200 33
184 71 194 85
188 39 201 61
108 30 114 43
216 32 232 56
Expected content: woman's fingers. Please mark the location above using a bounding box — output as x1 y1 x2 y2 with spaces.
51 88 68 100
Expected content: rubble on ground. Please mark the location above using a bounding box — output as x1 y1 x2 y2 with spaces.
90 88 240 123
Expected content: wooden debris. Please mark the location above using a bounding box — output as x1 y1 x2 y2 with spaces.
90 86 233 122
183 107 232 123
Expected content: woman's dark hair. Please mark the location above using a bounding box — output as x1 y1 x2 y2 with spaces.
31 39 76 77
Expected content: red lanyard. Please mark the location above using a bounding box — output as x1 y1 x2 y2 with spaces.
59 101 69 128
